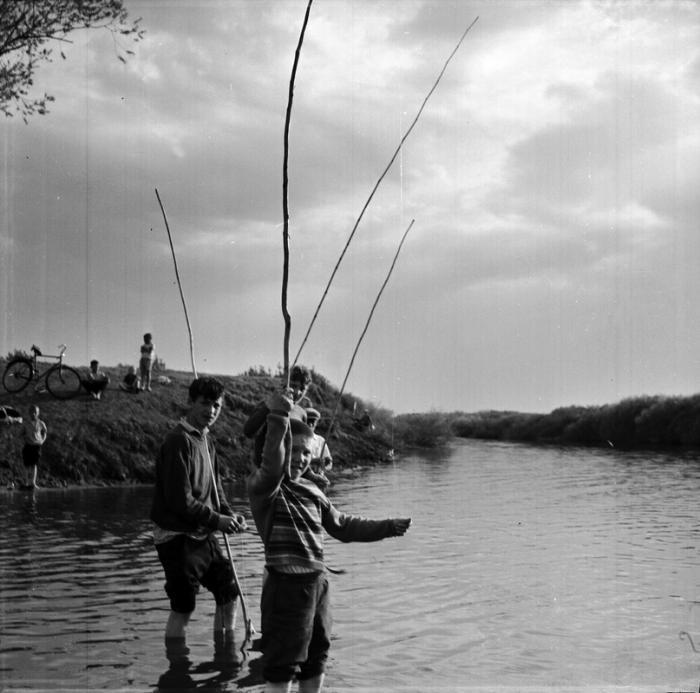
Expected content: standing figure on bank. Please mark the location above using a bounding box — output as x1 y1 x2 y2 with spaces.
247 389 411 693
140 332 156 392
22 404 47 488
150 377 247 656
305 408 332 492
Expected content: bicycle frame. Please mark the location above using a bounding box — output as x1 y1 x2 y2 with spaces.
3 344 81 399
29 345 67 388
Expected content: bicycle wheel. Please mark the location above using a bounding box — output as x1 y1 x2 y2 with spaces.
45 365 82 399
3 359 33 393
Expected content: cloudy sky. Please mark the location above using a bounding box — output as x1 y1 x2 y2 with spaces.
2 0 699 415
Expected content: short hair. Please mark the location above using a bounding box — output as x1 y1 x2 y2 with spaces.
144 332 152 341
90 359 99 366
188 377 225 402
290 417 314 439
289 365 312 387
305 407 320 422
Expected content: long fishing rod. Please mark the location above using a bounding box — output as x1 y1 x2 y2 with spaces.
324 219 415 440
155 188 197 377
292 16 479 368
281 0 313 386
155 188 255 654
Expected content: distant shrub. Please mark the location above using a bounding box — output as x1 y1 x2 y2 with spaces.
4 348 30 362
393 412 451 448
242 365 272 377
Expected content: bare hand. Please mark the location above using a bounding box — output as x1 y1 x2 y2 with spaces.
392 518 411 536
218 513 247 534
267 390 293 414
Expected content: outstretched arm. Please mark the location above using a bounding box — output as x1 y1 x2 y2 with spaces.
322 502 412 543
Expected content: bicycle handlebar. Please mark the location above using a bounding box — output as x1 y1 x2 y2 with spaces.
29 344 67 358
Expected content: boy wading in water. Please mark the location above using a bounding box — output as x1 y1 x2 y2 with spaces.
247 389 411 693
150 377 247 658
22 404 47 488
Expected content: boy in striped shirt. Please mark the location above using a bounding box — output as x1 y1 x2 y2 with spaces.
247 389 411 693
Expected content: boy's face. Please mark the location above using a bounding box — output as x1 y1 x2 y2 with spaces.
188 395 223 431
289 377 308 404
289 433 313 480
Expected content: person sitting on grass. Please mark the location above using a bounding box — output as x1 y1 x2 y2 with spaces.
119 366 140 393
247 388 411 693
82 360 110 400
150 377 247 662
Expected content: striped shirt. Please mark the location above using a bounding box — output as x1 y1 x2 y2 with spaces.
247 412 397 572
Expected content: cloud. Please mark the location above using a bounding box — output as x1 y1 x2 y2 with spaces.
4 0 700 413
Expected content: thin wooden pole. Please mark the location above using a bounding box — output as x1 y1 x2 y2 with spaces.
292 16 479 368
282 0 313 385
155 187 197 378
325 219 415 439
155 187 254 651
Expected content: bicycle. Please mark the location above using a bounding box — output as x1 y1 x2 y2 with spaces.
2 344 82 400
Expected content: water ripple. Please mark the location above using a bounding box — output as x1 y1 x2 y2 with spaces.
1 442 700 690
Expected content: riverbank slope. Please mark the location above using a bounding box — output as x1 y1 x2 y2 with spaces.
0 366 394 489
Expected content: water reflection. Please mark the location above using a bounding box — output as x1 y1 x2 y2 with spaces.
1 440 699 690
153 638 242 692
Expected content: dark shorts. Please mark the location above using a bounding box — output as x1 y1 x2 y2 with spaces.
155 534 238 614
260 568 331 683
22 444 41 467
82 379 107 394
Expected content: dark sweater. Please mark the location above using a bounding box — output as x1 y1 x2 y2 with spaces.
150 422 231 534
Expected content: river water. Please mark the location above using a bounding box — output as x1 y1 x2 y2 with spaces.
1 439 699 692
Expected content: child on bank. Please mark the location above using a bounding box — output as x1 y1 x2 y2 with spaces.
119 366 140 393
305 408 332 491
150 377 247 655
140 333 156 392
82 360 110 400
22 404 47 488
247 389 411 693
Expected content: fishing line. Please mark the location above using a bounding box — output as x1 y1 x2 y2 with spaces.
325 219 415 439
292 16 479 368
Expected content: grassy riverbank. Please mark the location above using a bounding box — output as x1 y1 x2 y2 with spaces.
0 364 395 489
3 357 698 489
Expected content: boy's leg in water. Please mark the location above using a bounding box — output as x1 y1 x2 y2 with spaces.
213 598 237 637
298 674 324 692
165 610 191 639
